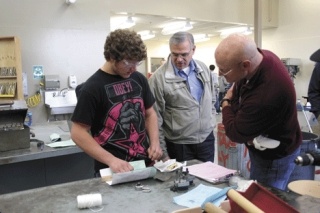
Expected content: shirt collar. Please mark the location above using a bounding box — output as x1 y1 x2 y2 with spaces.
173 59 196 75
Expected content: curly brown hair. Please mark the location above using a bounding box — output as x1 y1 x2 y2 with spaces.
103 29 147 62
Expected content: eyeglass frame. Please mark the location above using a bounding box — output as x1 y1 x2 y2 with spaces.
170 47 194 59
219 54 256 76
218 60 245 76
122 59 143 68
219 67 234 76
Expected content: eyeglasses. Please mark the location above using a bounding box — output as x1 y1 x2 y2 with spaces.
122 59 142 68
218 60 244 76
219 68 234 76
171 48 193 59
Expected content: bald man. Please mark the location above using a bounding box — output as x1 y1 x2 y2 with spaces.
215 34 302 190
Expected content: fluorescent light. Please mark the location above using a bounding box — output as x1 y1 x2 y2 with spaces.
66 0 76 4
161 20 193 35
119 16 135 29
111 16 136 30
219 26 253 38
138 30 155 40
243 26 253 35
194 34 210 43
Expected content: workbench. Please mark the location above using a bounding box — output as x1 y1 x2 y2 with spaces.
0 121 93 194
0 160 319 212
1 121 319 212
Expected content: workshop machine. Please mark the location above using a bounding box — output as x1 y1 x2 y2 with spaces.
0 100 30 151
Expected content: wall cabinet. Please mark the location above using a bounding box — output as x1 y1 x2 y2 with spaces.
0 36 23 101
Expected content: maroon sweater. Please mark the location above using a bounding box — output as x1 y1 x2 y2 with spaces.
222 49 302 160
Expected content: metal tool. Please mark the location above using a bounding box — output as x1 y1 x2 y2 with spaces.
135 182 151 193
297 100 313 133
295 150 320 166
170 167 195 192
30 138 45 151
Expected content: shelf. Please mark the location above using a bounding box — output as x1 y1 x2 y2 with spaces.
0 76 17 79
0 36 23 100
0 81 17 98
0 94 15 98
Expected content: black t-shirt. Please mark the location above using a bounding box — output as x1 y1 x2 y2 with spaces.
72 70 155 171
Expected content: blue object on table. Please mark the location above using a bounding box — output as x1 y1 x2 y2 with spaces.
201 186 234 209
173 184 231 208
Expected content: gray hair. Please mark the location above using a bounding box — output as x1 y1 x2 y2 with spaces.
169 31 194 47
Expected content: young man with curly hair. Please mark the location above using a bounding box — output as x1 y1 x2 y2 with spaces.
71 29 163 176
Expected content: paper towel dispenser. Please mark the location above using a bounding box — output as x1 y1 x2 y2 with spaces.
44 75 60 90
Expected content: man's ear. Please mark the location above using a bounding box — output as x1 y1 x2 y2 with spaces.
242 60 251 69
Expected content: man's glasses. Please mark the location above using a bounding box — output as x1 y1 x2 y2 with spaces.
171 48 193 59
219 60 244 76
219 68 234 76
122 59 142 68
219 54 256 76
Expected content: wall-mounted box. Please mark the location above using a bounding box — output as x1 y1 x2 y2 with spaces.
44 75 60 90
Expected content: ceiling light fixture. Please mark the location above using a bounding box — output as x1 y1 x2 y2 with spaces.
219 25 253 38
66 0 76 4
243 26 253 35
194 34 210 43
115 16 136 30
138 30 155 40
161 20 193 35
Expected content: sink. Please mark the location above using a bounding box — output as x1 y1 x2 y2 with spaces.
45 90 77 115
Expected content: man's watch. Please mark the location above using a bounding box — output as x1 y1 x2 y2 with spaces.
220 98 231 108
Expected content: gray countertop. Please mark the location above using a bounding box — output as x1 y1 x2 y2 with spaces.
0 166 319 213
0 160 230 212
1 122 320 212
0 176 189 213
0 160 210 212
0 121 83 165
0 178 184 213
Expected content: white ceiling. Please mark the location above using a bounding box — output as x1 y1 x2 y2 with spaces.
110 12 249 42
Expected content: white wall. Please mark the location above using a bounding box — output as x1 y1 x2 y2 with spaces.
1 0 319 123
0 0 110 123
262 0 320 100
145 0 320 101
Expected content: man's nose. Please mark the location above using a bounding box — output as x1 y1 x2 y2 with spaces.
129 66 136 71
176 56 184 61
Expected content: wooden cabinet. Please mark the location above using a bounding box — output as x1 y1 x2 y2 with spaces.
0 36 23 101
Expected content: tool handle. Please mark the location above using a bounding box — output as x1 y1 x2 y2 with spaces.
204 202 227 213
